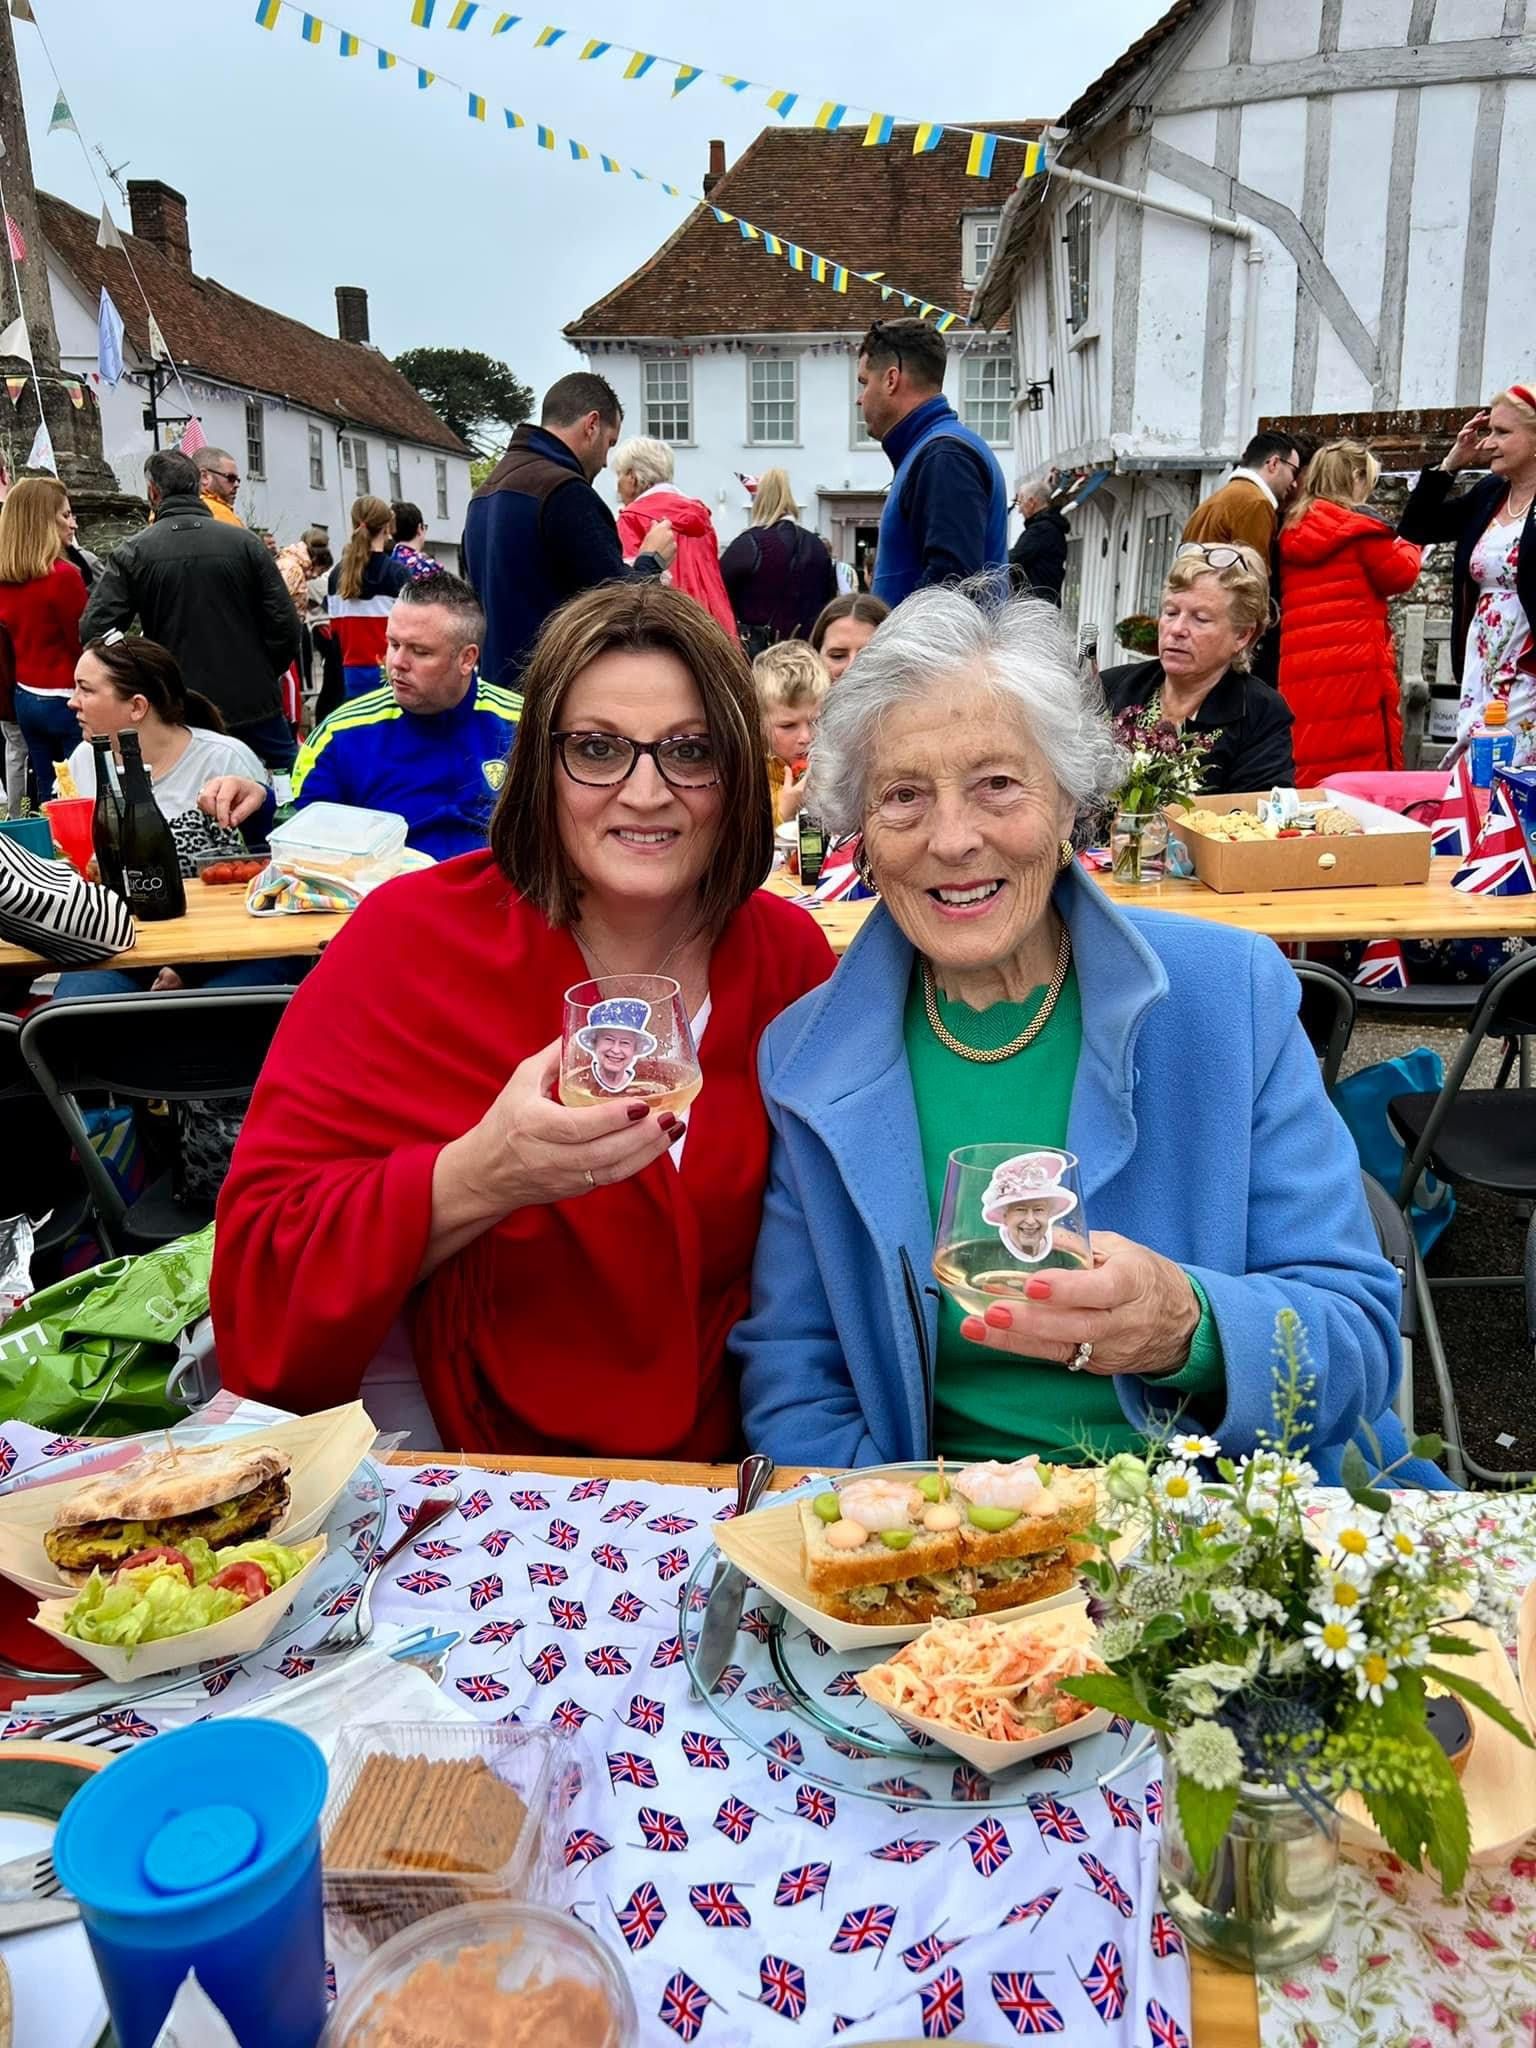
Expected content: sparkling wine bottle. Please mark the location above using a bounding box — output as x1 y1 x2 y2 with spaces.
117 731 186 921
90 736 126 894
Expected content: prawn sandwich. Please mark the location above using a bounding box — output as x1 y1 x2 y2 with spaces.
796 1459 1095 1626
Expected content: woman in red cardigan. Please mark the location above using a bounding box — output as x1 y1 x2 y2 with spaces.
1277 440 1423 782
212 581 834 1456
0 475 87 804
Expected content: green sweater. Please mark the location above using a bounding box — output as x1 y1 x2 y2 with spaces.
904 962 1223 1463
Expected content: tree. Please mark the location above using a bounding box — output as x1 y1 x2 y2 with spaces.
393 347 534 457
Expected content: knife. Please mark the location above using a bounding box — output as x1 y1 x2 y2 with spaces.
689 1453 775 1700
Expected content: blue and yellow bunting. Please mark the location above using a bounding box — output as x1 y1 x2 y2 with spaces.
339 28 359 52
447 0 477 24
766 89 797 120
814 103 846 132
301 11 322 41
863 113 893 147
532 23 562 46
467 89 485 118
672 65 701 95
912 123 943 155
966 131 997 179
255 0 281 25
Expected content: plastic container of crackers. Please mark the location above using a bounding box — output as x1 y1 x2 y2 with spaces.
321 1722 565 1954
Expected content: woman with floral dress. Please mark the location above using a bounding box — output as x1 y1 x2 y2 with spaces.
1400 384 1536 767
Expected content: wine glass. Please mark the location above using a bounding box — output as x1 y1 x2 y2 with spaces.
559 975 702 1114
932 1143 1090 1316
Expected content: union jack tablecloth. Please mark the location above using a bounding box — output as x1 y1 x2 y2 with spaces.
3 1433 1192 2048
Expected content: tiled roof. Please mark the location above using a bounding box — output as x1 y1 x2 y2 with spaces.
40 192 468 456
1057 0 1202 132
564 120 1043 340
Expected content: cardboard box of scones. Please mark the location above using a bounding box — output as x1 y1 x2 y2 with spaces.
1164 788 1431 894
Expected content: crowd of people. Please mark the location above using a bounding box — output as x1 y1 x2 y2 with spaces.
0 319 1531 1487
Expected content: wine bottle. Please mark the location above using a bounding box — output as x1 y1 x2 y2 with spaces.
797 810 828 891
90 737 126 894
117 731 186 921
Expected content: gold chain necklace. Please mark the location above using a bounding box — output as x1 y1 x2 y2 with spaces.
921 925 1072 1064
576 917 699 984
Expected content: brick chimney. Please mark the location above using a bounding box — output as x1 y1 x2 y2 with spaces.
335 285 371 345
126 180 190 270
702 140 726 196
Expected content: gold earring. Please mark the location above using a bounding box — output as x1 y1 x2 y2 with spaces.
1058 840 1075 871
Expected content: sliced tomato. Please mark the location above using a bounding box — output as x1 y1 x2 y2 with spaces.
209 1560 271 1606
115 1546 194 1582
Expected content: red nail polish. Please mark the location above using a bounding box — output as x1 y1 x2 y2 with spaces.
1025 1277 1053 1300
666 1121 687 1143
960 1315 986 1342
984 1303 1013 1329
626 1102 649 1122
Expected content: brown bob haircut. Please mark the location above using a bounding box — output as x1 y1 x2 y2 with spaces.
490 580 773 932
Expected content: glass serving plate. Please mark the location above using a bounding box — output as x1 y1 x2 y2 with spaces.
679 1540 1150 1812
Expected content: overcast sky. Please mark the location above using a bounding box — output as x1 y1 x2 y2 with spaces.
16 0 1163 403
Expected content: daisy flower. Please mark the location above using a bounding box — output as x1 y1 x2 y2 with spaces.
1311 1568 1366 1617
1167 1432 1221 1461
1379 1515 1429 1581
1304 1613 1366 1671
1354 1646 1399 1707
1322 1506 1386 1586
1153 1462 1204 1516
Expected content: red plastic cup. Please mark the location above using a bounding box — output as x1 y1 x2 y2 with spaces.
42 796 96 878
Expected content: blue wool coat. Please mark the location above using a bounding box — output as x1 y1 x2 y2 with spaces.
733 866 1447 1489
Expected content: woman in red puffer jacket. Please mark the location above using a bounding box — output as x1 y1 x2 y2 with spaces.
613 436 737 637
1278 441 1424 782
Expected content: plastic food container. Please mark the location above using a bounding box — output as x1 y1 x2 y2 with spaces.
325 1901 637 2048
322 1722 563 1953
268 803 408 891
195 847 271 886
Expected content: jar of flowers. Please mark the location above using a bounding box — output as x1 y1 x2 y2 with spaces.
1106 703 1216 883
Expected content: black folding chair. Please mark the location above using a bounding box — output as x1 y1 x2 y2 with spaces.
19 989 293 1255
0 1015 90 1274
1360 1170 1425 1456
1386 948 1536 1485
1292 962 1356 1092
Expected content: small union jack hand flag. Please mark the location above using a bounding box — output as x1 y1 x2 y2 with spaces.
614 1879 666 1950
714 1663 745 1698
601 1497 647 1524
920 1965 967 2039
738 1607 773 1642
990 1971 1065 2035
650 1634 686 1669
412 1539 460 1561
871 1776 931 1806
0 1437 16 1479
478 1529 517 1557
774 1861 830 1907
590 1542 629 1572
872 1837 939 1865
526 1644 566 1685
1145 1777 1165 1825
826 1737 877 1761
585 1644 632 1676
756 1954 807 2021
901 1927 961 1973
459 1488 494 1519
682 1731 729 1771
638 1808 690 1852
824 1669 866 1699
470 1619 523 1646
1078 1852 1135 1918
1108 1713 1134 1739
396 1569 451 1597
411 1465 459 1488
1151 1910 1186 1959
713 1795 758 1843
456 1671 511 1704
467 1573 503 1610
100 1710 157 1742
1031 1746 1075 1776
688 1880 751 1929
199 1665 239 1698
1027 1794 1087 1845
658 1970 714 2043
609 1591 647 1623
764 1732 804 1781
562 1827 611 1868
625 1693 666 1735
549 1597 588 1631
685 1583 711 1613
1 1718 46 1740
744 1683 794 1712
653 1546 690 1581
714 1499 741 1520
396 1499 432 1528
528 1561 568 1588
1001 1888 1060 1929
278 1649 316 1680
796 1784 837 1828
647 1511 698 1533
831 1903 896 1956
1079 1939 1127 2021
1146 1999 1191 2048
1353 937 1410 991
568 1475 609 1501
321 1583 361 1619
951 1764 994 1802
41 1435 91 1458
962 1817 1012 1876
551 1698 595 1731
1102 1787 1143 1832
607 1750 659 1790
543 1517 579 1550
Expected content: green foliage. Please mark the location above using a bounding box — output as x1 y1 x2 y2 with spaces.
1174 1773 1240 1879
393 347 534 456
1421 1662 1535 1748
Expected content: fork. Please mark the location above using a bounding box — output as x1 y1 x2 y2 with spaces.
0 1849 63 1903
317 1489 461 1656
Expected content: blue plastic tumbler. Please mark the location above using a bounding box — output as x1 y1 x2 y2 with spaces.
53 1720 328 2048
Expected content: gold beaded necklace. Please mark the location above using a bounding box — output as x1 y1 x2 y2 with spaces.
920 924 1073 1064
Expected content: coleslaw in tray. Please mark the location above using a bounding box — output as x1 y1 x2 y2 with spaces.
858 1611 1107 1744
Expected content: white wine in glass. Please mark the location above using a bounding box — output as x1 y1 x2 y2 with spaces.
559 974 702 1114
932 1144 1090 1316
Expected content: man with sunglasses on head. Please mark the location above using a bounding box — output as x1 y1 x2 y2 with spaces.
198 573 521 860
1183 430 1308 682
856 319 1009 607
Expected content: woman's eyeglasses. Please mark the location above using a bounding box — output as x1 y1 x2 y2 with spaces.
553 731 720 790
1175 541 1247 571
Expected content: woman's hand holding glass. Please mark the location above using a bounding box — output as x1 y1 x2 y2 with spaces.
474 1039 684 1211
957 1230 1202 1378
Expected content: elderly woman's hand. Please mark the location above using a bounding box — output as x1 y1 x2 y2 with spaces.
958 1232 1202 1378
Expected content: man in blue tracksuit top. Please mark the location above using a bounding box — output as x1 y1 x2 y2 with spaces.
857 318 1009 607
198 574 521 862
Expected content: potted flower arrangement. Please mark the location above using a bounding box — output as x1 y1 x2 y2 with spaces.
1106 703 1215 883
1061 1312 1530 1970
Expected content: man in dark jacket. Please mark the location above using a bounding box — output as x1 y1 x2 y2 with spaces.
463 372 676 686
1008 474 1069 604
82 450 301 770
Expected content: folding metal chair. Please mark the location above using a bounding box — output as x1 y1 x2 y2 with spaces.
19 989 293 1255
1360 1171 1424 1459
0 1014 91 1272
1292 961 1357 1092
1386 948 1536 1485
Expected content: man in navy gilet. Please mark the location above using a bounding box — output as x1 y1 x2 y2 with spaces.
857 319 1009 608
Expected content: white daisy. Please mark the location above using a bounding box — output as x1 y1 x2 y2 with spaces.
1153 1462 1205 1516
1322 1506 1387 1586
1379 1515 1430 1581
1304 1612 1366 1670
1273 1456 1318 1493
1354 1646 1399 1707
1310 1569 1366 1617
1167 1433 1221 1462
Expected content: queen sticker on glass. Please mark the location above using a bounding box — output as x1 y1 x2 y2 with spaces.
933 1144 1090 1318
559 974 703 1115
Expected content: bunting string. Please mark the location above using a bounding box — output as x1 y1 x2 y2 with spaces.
405 0 1046 179
253 0 1047 328
0 154 52 465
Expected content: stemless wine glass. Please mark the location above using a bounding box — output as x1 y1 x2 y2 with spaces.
559 974 702 1114
932 1143 1091 1316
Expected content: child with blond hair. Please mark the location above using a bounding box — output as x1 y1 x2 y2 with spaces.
752 639 829 822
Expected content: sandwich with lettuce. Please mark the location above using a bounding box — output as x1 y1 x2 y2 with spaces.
42 1442 291 1581
60 1534 315 1646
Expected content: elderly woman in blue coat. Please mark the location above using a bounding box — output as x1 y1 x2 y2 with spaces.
733 587 1439 1487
